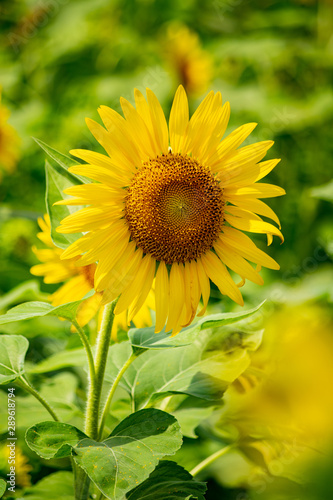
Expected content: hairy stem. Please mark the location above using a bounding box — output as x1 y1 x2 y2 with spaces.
16 377 59 422
190 444 234 477
84 299 117 439
98 352 137 440
72 320 95 385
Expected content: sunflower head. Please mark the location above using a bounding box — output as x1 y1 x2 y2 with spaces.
56 86 285 335
162 22 213 96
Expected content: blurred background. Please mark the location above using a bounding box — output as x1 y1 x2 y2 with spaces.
0 0 332 498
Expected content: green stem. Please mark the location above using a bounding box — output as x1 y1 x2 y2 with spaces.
73 463 91 500
72 320 95 385
98 352 137 440
84 299 118 439
190 444 234 477
16 377 59 421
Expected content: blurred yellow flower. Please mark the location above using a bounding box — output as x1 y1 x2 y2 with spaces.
31 214 154 337
0 89 20 178
217 303 333 485
56 86 284 335
0 444 32 489
162 23 213 96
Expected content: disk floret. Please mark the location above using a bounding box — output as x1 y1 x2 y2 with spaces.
124 152 224 264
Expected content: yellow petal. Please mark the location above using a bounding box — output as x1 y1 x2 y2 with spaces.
101 245 143 304
57 206 122 233
119 98 156 159
169 85 189 154
219 227 280 270
115 253 154 315
183 260 200 326
146 88 169 154
166 263 185 334
127 255 156 321
155 261 169 333
224 183 286 199
225 195 281 227
98 105 142 166
214 240 264 285
201 251 244 306
85 118 135 174
207 122 257 169
224 212 284 243
196 258 210 316
94 234 132 291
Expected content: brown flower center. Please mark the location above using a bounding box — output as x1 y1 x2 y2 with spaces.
124 152 224 264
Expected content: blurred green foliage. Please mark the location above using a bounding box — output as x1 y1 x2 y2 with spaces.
0 1 332 498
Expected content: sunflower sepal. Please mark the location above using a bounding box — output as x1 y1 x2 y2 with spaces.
33 137 82 175
45 159 85 250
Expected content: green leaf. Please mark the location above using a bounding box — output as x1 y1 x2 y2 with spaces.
19 471 74 500
73 409 182 500
311 179 333 202
33 137 80 171
45 159 83 249
29 348 86 374
0 280 48 311
126 461 207 499
0 293 94 325
0 478 6 497
129 302 265 350
26 421 87 459
118 335 255 410
0 335 29 384
193 301 265 332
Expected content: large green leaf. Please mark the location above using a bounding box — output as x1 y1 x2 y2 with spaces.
29 347 86 374
19 471 74 500
0 292 94 325
126 461 207 499
73 409 182 500
128 302 265 350
0 335 29 384
26 421 87 459
45 159 83 249
119 334 258 410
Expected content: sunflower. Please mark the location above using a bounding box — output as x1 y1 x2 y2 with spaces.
162 23 212 96
31 214 154 335
56 86 284 335
0 444 32 488
0 89 20 178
